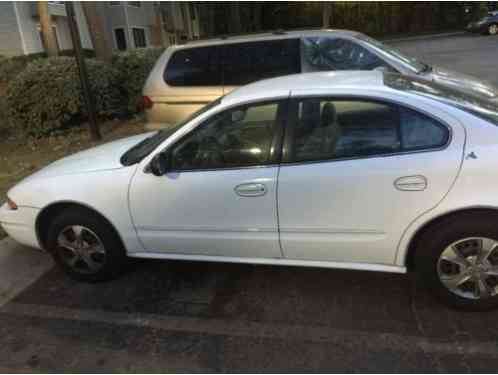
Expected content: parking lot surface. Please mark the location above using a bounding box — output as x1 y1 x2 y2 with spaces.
1 33 498 373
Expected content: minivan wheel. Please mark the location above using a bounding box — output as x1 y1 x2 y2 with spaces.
489 24 498 35
414 214 498 311
46 208 128 282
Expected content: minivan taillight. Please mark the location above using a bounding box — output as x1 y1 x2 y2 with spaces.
142 95 153 109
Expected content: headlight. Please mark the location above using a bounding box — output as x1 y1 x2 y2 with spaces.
6 197 18 210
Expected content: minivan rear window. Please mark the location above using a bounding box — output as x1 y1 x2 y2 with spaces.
223 38 301 86
165 46 222 86
165 38 301 87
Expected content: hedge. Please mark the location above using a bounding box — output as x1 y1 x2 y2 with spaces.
5 56 121 136
0 49 95 85
112 47 164 114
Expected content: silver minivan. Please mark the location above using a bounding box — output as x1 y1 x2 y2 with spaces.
143 29 498 129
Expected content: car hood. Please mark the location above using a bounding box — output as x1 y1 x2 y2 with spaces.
430 66 498 101
24 132 153 180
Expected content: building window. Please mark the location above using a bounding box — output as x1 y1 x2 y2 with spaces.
128 1 140 7
109 1 121 5
132 28 147 48
114 28 127 50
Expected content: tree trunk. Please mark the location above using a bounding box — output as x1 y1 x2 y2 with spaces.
82 2 112 62
151 4 165 46
322 2 331 28
38 1 58 56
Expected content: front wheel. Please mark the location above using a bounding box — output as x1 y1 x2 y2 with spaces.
414 214 498 311
489 24 498 35
46 208 128 282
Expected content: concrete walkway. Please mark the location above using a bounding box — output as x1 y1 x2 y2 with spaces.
0 238 53 307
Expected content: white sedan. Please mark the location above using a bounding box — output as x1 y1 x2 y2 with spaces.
2 71 498 311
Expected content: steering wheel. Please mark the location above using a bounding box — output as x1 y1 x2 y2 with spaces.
194 136 225 168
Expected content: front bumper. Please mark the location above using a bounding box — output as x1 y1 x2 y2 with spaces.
466 22 488 33
0 202 41 250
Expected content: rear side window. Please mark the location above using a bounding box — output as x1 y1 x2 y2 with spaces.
165 46 221 86
223 39 301 86
287 98 449 163
400 107 448 151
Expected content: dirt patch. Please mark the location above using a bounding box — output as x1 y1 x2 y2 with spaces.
0 118 147 240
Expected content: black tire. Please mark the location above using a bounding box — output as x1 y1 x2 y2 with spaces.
46 208 128 282
414 212 498 311
488 23 498 35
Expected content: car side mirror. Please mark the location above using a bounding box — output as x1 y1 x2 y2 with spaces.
149 152 170 176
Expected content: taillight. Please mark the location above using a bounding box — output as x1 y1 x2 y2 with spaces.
142 95 153 110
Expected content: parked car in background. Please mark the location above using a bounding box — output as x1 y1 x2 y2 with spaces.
4 71 498 310
143 29 498 129
467 11 498 35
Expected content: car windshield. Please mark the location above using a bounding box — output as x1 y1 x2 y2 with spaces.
358 34 428 74
384 73 498 125
120 98 222 166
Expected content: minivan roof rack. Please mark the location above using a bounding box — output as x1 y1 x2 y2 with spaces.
218 29 287 41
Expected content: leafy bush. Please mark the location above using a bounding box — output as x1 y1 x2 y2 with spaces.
0 50 95 85
5 56 122 136
112 47 164 114
0 52 46 84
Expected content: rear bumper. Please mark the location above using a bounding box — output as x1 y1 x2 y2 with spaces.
0 202 41 250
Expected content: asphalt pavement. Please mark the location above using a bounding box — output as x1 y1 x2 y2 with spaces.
1 32 498 373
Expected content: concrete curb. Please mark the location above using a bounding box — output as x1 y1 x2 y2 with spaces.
383 31 467 43
0 237 53 307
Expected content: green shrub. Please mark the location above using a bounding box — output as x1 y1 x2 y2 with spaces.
5 56 122 136
112 47 164 114
0 52 46 84
0 50 95 85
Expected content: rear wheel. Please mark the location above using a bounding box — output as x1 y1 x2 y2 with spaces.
489 24 498 35
46 208 128 282
414 213 498 311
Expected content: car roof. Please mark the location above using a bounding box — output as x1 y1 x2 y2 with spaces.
174 29 361 49
222 71 386 104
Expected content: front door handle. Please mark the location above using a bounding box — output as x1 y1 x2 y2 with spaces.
234 183 267 197
394 175 427 191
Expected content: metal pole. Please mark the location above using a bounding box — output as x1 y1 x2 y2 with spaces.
65 1 101 141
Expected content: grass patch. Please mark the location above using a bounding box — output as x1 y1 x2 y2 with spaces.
0 118 147 240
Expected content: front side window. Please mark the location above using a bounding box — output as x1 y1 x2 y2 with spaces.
302 37 390 72
165 46 221 86
170 102 281 170
288 98 449 163
222 39 301 86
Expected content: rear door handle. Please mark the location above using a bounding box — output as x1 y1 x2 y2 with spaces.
234 183 267 197
394 175 427 191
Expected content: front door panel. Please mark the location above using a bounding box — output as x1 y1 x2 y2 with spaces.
129 167 281 258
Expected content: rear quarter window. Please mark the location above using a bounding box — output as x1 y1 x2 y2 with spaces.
164 46 222 86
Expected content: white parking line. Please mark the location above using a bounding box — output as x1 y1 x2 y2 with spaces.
0 238 53 307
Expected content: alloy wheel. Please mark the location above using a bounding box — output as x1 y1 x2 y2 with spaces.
438 237 498 300
56 225 107 274
489 24 498 35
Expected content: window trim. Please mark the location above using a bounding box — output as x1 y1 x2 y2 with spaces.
282 95 452 166
161 98 290 173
